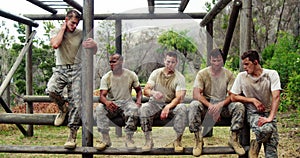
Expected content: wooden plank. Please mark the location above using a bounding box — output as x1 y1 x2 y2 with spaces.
0 145 248 155
24 13 206 20
200 0 232 27
0 113 232 126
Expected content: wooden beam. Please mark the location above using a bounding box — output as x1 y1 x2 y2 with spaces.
0 113 232 126
63 0 83 13
0 31 37 96
0 145 248 155
0 9 39 27
148 0 155 14
200 0 232 27
0 98 28 136
26 0 57 14
24 13 206 20
222 0 242 63
23 95 151 103
178 0 189 13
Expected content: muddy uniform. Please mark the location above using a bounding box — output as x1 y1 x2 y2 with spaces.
140 68 187 134
188 67 245 133
47 28 83 130
231 68 281 157
94 69 140 134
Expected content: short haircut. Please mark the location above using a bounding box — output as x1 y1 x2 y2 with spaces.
210 48 224 58
209 48 225 63
110 53 123 61
166 51 178 60
241 50 260 63
66 9 81 20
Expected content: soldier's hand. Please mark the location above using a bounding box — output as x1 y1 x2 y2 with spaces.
106 101 118 112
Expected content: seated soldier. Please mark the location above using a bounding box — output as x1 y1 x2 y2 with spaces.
94 53 142 151
188 48 245 157
139 51 188 153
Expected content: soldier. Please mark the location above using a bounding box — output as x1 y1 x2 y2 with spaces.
230 50 281 158
47 9 97 149
188 48 245 157
139 51 187 153
94 53 142 151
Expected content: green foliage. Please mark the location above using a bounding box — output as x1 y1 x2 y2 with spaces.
158 30 197 57
262 32 300 112
205 0 218 12
263 32 300 89
280 73 300 112
0 21 55 104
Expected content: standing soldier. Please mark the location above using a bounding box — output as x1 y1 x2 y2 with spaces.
47 9 98 149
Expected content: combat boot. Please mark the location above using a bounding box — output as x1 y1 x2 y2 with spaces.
248 139 261 158
54 104 68 126
125 133 136 150
173 133 184 153
142 132 153 152
64 128 77 149
49 92 68 126
228 131 245 156
94 132 111 151
193 131 203 157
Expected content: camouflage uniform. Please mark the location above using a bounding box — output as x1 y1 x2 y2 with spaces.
140 100 187 134
188 67 245 134
139 67 187 135
94 99 139 134
188 99 245 133
94 68 141 134
247 108 279 158
47 65 82 130
231 69 281 157
47 27 83 131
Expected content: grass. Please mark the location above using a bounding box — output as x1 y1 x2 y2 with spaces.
0 112 299 158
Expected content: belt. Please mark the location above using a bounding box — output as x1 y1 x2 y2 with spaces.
56 64 80 69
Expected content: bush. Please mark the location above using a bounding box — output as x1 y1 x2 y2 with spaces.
262 32 300 112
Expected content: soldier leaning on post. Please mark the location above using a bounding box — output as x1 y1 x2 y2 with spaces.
46 9 97 149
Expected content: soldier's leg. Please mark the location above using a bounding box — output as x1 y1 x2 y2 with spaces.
225 102 246 156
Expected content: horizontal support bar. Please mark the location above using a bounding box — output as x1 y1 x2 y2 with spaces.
24 13 206 20
0 113 232 126
23 95 193 103
0 145 247 155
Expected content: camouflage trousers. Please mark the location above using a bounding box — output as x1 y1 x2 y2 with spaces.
139 100 187 135
47 65 82 130
188 100 245 133
94 99 139 134
247 108 279 158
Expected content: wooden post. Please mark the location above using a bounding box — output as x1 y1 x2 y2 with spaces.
222 0 242 63
115 19 122 55
82 0 94 157
26 25 34 137
206 21 213 66
239 0 252 71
